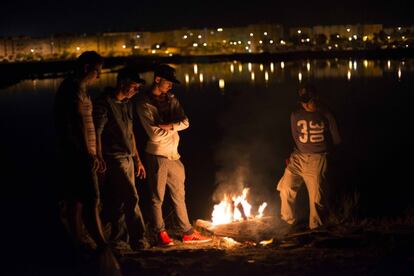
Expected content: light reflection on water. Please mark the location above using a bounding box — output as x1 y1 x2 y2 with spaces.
1 58 411 98
142 59 409 91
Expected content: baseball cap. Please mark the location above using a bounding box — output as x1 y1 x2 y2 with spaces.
154 64 180 84
117 67 146 85
298 84 317 103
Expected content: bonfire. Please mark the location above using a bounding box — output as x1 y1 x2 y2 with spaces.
211 188 268 225
196 187 274 244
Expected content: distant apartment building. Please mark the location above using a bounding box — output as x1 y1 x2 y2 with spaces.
312 24 382 42
289 27 313 38
0 36 55 60
0 38 14 60
140 24 283 55
0 23 282 61
383 25 414 45
50 34 98 58
383 25 414 35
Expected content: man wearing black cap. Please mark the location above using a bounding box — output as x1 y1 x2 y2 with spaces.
276 84 341 230
94 67 149 251
136 64 211 246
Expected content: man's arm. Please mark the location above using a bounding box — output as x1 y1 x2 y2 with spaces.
170 98 189 131
137 104 175 142
290 112 297 143
93 98 108 173
77 94 99 171
326 112 341 146
131 132 146 179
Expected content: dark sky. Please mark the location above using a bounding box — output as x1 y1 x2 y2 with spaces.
1 0 413 37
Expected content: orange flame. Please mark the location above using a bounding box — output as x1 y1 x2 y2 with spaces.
211 188 267 225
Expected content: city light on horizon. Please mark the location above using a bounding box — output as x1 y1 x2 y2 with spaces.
1 18 413 63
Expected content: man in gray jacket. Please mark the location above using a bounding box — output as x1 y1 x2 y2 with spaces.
136 64 211 246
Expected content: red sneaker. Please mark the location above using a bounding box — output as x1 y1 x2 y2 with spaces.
182 230 212 244
158 231 174 246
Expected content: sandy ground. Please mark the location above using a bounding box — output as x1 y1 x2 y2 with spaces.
115 222 414 276
10 219 413 276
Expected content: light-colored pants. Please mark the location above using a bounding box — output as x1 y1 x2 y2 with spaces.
146 154 192 234
277 151 327 229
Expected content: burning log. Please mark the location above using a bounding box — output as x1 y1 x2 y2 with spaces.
196 216 276 243
236 202 247 220
211 188 267 225
205 187 274 242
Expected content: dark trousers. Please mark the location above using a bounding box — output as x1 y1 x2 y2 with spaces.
101 156 146 245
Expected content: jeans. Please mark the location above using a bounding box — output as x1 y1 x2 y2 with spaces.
101 156 146 245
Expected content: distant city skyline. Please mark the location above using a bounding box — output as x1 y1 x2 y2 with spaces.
1 0 412 37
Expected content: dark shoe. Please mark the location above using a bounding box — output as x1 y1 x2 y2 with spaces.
182 230 212 244
75 239 98 255
110 240 133 255
278 220 294 234
132 238 151 251
278 220 308 235
290 223 308 233
158 230 174 246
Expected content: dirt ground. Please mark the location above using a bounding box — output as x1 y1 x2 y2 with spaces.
116 222 414 276
11 219 413 276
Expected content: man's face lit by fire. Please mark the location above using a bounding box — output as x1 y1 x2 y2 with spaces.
84 63 102 84
120 80 142 99
155 76 173 94
301 99 317 112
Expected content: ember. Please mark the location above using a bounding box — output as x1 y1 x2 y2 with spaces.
211 188 267 225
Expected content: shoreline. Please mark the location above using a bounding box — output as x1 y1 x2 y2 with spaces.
1 48 413 88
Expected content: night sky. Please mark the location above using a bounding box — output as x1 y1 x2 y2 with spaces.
1 0 413 37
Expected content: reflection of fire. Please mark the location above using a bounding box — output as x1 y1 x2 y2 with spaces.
211 188 267 225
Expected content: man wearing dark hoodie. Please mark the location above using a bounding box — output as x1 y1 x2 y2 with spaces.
94 67 149 251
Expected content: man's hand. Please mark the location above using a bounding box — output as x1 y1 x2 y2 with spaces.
285 158 290 167
159 124 173 131
97 155 107 174
89 154 100 172
135 160 147 179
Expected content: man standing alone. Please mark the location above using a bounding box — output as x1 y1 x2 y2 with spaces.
277 84 341 230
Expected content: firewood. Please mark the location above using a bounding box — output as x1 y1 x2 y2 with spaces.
195 217 275 242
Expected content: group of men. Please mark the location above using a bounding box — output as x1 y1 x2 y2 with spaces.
54 51 211 255
54 50 341 255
